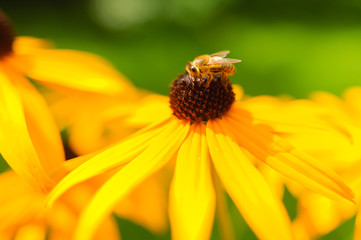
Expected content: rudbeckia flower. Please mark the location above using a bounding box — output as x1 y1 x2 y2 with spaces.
245 87 361 240
48 53 355 240
0 11 135 190
0 165 168 239
0 99 168 239
0 170 121 240
0 10 168 237
265 87 361 240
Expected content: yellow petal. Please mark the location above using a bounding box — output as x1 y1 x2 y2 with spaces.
0 171 44 231
293 192 355 239
169 123 216 240
14 224 47 240
291 217 315 240
47 118 171 205
68 94 171 155
0 232 11 240
125 94 172 127
206 119 294 240
242 96 341 135
47 202 78 240
50 93 135 155
311 91 343 110
343 87 361 123
115 172 168 234
20 48 136 95
13 37 53 53
12 74 64 175
0 67 51 190
73 119 189 240
93 217 121 240
68 105 115 155
258 163 285 198
232 84 244 101
224 105 355 203
47 118 178 206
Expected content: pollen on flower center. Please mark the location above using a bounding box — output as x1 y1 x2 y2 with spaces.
0 11 15 59
169 73 235 122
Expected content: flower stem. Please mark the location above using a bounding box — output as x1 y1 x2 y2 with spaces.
212 165 235 240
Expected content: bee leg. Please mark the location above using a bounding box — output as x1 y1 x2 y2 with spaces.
220 73 229 92
204 74 213 89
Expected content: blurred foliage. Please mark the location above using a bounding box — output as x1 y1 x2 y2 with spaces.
2 0 361 98
115 215 171 240
0 154 10 174
1 0 360 239
319 216 356 240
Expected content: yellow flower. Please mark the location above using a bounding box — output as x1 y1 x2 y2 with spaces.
0 139 168 239
44 86 244 234
0 170 121 240
278 87 361 240
48 70 354 240
0 11 168 237
0 109 168 239
0 11 135 190
246 87 361 240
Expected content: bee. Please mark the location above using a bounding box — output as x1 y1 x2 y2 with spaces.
185 50 241 89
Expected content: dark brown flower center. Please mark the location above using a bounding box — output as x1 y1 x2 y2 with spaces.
0 11 15 59
169 73 235 123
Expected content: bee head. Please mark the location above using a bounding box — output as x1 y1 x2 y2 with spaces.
186 61 200 79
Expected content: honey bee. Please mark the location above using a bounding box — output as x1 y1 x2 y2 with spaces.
185 50 241 89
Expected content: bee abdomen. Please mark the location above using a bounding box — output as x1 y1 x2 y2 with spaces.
210 63 235 75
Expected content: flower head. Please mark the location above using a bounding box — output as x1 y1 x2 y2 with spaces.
48 52 355 240
169 74 235 122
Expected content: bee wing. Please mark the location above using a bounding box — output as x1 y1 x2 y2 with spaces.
225 58 242 63
210 50 230 58
207 57 242 65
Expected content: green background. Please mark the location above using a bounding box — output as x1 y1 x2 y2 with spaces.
1 0 361 239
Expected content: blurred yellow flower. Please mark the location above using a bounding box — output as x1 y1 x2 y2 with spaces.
48 73 354 240
0 10 169 238
0 170 121 240
0 92 168 239
0 136 169 240
246 87 361 240
285 87 361 240
0 11 135 190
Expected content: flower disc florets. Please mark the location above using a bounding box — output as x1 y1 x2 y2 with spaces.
0 11 14 59
169 73 235 123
